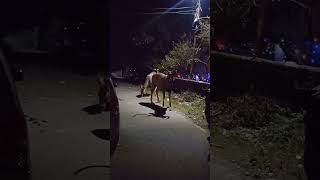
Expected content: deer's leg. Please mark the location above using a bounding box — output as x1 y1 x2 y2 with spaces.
162 90 165 107
151 86 155 104
156 88 160 103
98 90 103 105
169 90 172 110
140 85 144 96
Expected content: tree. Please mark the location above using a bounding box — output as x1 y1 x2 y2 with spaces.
254 0 271 57
194 18 210 61
156 18 210 73
156 37 194 73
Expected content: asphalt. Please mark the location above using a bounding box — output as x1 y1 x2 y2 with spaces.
12 62 245 180
111 82 209 180
15 63 109 180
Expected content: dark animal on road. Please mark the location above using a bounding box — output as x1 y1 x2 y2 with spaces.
97 73 108 111
150 72 174 109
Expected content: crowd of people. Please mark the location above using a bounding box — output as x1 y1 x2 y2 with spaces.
176 72 210 83
219 37 320 67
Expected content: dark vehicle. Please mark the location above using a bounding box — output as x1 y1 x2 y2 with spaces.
10 64 24 82
107 75 120 156
0 49 31 179
0 39 24 82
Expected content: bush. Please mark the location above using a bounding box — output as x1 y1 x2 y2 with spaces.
156 39 194 72
180 91 200 102
212 94 304 130
212 93 306 179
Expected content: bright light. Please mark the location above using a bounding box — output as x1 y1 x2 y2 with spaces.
311 58 315 64
146 0 185 25
195 75 199 81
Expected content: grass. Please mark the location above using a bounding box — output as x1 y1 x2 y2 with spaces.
141 88 306 179
170 91 208 130
211 94 307 179
149 90 208 129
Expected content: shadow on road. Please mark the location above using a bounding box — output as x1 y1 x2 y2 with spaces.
82 104 102 114
91 129 109 140
25 115 48 127
136 94 150 98
74 165 111 175
137 102 170 119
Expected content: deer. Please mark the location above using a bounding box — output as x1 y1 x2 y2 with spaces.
140 69 158 97
150 72 174 109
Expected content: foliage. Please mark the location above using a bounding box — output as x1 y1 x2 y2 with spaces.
180 91 201 102
197 19 210 48
156 19 210 72
195 19 210 59
156 38 194 72
246 120 305 179
171 91 207 129
212 0 258 42
212 94 306 179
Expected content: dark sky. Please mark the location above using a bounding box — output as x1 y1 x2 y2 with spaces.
110 0 209 33
0 0 209 68
0 0 106 35
109 0 210 66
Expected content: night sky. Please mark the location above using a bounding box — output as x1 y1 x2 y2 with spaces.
0 0 209 69
109 0 210 67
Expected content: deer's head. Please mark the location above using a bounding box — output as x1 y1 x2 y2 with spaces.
153 68 159 73
167 71 174 82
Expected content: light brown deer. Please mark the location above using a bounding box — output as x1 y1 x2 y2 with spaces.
150 72 174 109
140 69 159 96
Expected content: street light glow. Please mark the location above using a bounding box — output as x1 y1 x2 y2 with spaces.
145 0 186 25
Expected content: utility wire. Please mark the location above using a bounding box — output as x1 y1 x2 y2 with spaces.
140 6 194 10
140 12 194 15
288 0 309 9
140 10 195 13
141 10 195 13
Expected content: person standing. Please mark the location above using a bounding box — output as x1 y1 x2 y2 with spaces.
274 42 286 62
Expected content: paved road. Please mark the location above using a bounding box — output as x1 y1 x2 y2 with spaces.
15 63 109 180
111 82 209 180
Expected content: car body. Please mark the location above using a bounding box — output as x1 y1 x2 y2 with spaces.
0 48 31 179
10 64 24 82
106 75 120 156
0 39 24 82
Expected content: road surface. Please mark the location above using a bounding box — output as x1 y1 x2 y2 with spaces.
15 63 109 180
111 82 209 180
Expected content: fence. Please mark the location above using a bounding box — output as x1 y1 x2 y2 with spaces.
211 51 320 102
173 77 210 95
211 50 320 180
